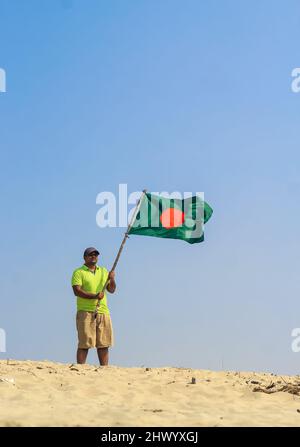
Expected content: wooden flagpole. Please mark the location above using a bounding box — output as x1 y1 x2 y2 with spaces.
94 189 147 318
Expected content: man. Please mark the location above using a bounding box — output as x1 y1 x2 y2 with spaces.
71 247 116 366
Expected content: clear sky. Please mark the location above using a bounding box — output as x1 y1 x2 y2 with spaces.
1 0 300 375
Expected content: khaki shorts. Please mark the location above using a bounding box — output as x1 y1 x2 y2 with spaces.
76 311 114 349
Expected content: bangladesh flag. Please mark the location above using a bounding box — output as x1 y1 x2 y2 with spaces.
128 192 213 244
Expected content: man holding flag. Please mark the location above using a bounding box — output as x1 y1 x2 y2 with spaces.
71 247 116 366
71 190 212 366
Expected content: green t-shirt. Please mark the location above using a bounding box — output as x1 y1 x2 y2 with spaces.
71 264 110 314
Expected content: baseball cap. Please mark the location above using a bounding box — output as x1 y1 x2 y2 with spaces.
83 247 100 257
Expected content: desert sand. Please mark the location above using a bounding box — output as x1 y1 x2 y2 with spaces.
0 359 300 426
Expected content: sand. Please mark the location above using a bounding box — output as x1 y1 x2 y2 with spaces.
0 359 300 426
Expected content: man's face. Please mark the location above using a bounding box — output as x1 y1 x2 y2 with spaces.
84 252 99 265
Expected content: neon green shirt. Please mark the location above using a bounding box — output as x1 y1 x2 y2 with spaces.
71 264 110 314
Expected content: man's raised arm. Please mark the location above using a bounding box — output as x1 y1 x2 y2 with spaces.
106 271 116 293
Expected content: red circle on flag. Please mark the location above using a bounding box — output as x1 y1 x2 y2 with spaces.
160 208 185 229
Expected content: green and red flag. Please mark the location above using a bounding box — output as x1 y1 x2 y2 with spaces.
128 192 213 244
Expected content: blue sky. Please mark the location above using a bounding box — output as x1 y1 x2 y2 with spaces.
1 0 300 374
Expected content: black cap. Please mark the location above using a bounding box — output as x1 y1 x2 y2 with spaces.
83 247 100 257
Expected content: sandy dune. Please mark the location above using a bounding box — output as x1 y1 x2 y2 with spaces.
0 360 300 426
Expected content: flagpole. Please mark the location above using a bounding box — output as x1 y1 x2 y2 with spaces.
94 189 147 318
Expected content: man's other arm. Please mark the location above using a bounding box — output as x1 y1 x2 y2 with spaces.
72 285 104 300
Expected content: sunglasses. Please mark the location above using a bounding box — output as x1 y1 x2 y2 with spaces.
87 253 99 257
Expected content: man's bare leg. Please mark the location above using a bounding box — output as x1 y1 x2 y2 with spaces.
97 347 109 366
77 348 88 364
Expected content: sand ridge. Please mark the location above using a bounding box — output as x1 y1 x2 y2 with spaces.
0 360 300 427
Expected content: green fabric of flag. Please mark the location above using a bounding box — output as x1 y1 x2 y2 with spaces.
128 192 213 244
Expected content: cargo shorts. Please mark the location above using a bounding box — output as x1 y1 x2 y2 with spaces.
76 311 114 349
